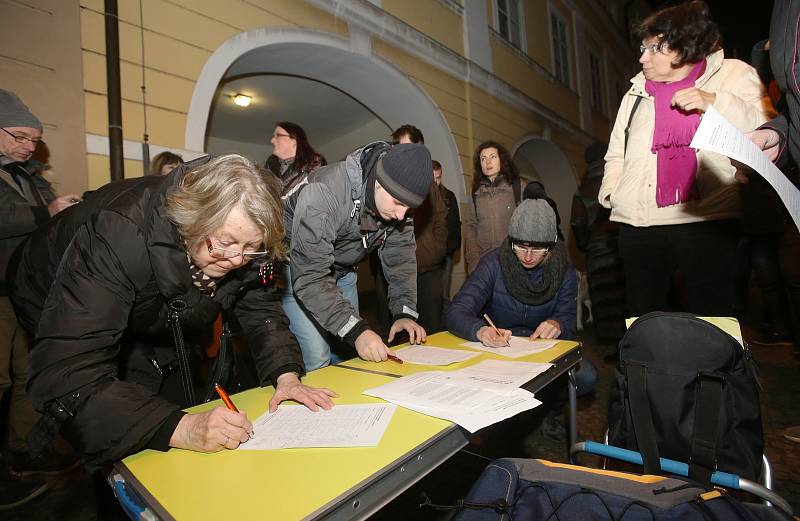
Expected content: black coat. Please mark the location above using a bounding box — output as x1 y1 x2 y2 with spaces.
10 157 303 467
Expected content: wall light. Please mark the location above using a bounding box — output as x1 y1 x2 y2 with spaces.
232 94 252 107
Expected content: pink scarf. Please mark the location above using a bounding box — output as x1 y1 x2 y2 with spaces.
645 60 706 207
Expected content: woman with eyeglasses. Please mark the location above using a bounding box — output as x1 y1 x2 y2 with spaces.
463 140 524 274
9 154 336 469
600 0 769 316
265 121 326 199
447 198 578 347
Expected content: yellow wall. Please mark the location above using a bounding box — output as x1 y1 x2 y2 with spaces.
79 0 348 188
382 0 464 55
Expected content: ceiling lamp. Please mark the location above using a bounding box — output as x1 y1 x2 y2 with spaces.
232 94 252 107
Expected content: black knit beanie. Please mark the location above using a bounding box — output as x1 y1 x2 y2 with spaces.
375 143 433 208
0 90 42 131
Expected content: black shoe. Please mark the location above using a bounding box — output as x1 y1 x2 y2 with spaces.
0 474 48 511
539 414 567 443
9 446 81 478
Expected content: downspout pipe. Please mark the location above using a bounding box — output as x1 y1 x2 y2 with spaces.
105 0 124 181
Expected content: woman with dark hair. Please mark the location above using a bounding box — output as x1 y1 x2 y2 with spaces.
463 140 523 274
150 151 183 176
599 0 769 316
266 121 326 198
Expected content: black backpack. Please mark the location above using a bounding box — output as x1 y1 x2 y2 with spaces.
608 312 764 485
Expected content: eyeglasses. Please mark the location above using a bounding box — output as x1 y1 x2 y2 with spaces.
272 132 292 140
1 127 42 146
205 237 268 261
480 153 499 163
639 42 667 55
511 243 551 256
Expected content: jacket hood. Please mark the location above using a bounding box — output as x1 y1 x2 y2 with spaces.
343 141 391 204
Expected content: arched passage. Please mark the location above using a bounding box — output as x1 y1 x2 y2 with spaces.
185 27 465 200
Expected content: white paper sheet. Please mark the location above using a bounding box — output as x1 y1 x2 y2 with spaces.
460 336 559 358
394 345 481 365
690 105 800 231
444 359 553 394
238 403 396 450
363 372 542 433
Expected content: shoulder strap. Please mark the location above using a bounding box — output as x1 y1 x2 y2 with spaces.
688 373 725 486
624 96 643 156
513 177 521 205
625 362 662 475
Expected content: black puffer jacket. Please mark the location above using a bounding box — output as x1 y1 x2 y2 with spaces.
10 156 303 467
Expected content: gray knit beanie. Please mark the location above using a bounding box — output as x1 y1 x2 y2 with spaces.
0 90 42 131
376 143 433 208
508 199 558 246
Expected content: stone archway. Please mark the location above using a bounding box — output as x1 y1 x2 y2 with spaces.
185 27 465 200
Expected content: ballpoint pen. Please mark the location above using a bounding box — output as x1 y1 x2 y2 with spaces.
483 313 511 347
214 383 240 413
387 352 404 364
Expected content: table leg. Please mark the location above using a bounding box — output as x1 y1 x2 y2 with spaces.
568 367 578 462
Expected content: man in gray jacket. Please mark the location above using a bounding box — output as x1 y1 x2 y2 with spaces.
284 141 432 364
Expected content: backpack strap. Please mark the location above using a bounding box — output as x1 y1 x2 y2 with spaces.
688 373 725 486
625 362 662 475
624 96 643 156
512 177 521 205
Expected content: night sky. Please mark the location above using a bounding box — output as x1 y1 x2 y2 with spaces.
646 0 774 63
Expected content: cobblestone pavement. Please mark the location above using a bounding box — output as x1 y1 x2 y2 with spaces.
6 324 799 520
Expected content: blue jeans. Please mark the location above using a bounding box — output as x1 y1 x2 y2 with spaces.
574 358 597 397
281 265 359 371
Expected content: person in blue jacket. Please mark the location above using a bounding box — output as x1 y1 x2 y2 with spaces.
447 198 595 394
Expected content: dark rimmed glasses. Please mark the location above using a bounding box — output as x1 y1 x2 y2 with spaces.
1 127 43 146
205 237 268 261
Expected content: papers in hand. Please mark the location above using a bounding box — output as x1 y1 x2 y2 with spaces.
394 345 480 365
363 362 547 432
690 105 800 232
461 336 559 358
238 403 396 450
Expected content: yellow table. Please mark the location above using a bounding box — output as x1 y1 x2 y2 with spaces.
113 332 581 520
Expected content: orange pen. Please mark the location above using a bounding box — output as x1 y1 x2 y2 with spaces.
214 383 240 413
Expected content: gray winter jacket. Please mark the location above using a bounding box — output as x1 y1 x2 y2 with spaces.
285 142 419 343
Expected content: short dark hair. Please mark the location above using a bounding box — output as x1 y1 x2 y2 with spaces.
150 151 183 176
391 124 424 145
471 141 518 194
431 159 442 171
275 121 326 173
633 0 720 68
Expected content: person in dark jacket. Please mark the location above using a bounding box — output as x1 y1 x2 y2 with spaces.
284 141 432 365
10 154 335 469
263 122 331 371
433 160 461 313
744 0 800 443
447 199 596 394
265 121 326 198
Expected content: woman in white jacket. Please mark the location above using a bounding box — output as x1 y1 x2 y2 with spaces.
599 0 769 316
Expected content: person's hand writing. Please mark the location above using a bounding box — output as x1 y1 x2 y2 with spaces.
671 87 715 113
530 319 561 340
268 372 337 413
355 329 391 361
169 406 253 452
388 317 427 345
477 325 511 347
48 194 82 217
746 128 781 163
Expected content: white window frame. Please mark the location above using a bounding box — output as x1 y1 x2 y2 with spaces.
493 0 526 52
549 8 571 87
